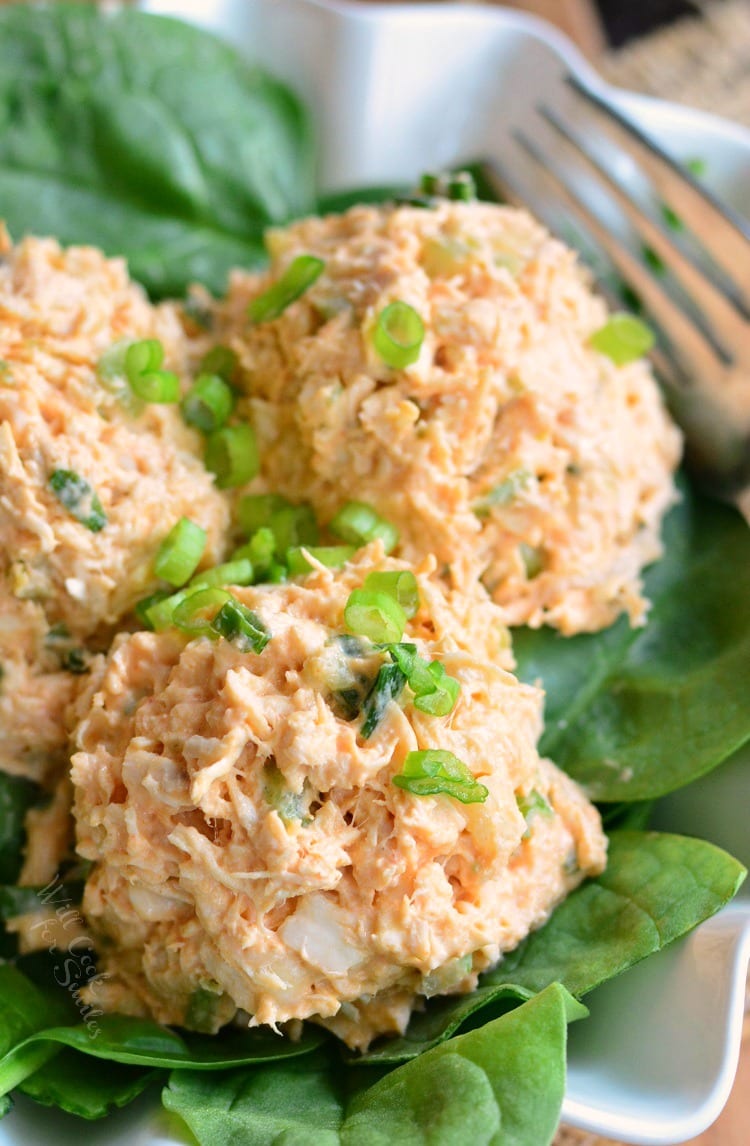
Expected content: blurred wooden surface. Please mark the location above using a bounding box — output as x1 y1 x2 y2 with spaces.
481 0 605 56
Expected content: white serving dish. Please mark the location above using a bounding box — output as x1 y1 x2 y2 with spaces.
2 2 748 1143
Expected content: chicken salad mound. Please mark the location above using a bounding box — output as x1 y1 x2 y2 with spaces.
0 229 229 783
205 198 681 636
71 546 606 1050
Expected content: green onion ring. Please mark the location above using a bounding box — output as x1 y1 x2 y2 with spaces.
373 300 424 369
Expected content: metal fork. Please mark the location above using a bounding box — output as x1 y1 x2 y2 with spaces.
481 75 750 518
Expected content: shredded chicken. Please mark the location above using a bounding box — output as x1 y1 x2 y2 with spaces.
203 200 681 635
0 228 229 782
71 546 606 1049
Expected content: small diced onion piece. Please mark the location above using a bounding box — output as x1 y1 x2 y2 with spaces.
154 518 207 587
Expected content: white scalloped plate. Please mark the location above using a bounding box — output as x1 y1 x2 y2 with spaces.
2 2 748 1143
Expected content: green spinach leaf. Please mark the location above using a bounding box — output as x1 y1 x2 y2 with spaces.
0 5 315 298
0 774 38 885
162 984 585 1146
515 485 750 800
355 831 745 1063
17 1050 160 1121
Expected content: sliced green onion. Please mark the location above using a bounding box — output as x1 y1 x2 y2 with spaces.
135 589 172 630
686 157 707 178
516 789 553 821
363 570 419 618
344 589 406 644
247 255 325 324
129 370 180 404
185 986 225 1034
182 297 213 331
268 561 288 583
287 546 355 576
182 374 235 433
517 788 554 838
173 587 231 637
413 661 460 716
388 642 419 677
373 301 425 369
269 503 319 558
360 662 408 739
233 527 276 579
200 345 237 380
388 643 460 716
417 170 476 202
123 339 178 406
205 423 259 489
154 518 207 587
330 501 399 554
448 172 476 201
473 471 531 518
97 339 131 383
125 339 164 379
419 172 441 196
519 542 543 580
393 749 488 804
263 763 309 823
62 648 89 675
49 470 107 533
145 588 190 631
190 559 254 589
238 494 292 537
589 313 655 366
211 598 270 654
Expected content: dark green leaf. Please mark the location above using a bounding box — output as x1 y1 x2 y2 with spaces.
355 831 745 1064
514 484 750 799
0 773 39 884
162 985 584 1146
0 962 325 1107
492 831 745 998
0 881 83 922
163 1053 344 1146
0 6 314 298
18 1049 160 1120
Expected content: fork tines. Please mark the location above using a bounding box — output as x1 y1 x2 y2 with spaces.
481 76 750 505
